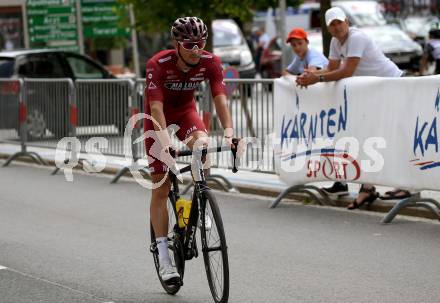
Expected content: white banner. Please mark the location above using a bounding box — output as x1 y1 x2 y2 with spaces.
274 75 440 191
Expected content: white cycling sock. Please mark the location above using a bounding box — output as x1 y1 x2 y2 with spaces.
156 237 171 266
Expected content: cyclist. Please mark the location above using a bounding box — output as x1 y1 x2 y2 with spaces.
144 16 234 284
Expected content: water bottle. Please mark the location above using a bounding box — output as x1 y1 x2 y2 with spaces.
176 198 192 228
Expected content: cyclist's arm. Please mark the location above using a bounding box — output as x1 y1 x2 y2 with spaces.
207 55 233 136
213 94 233 130
300 57 358 84
308 59 341 75
150 101 171 146
320 57 359 81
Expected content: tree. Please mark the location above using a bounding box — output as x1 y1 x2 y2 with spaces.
119 0 301 51
319 0 332 57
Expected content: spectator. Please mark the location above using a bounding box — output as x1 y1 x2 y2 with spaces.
282 27 328 76
255 27 270 73
296 7 409 209
420 28 440 75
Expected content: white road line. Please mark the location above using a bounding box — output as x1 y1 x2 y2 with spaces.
0 266 109 301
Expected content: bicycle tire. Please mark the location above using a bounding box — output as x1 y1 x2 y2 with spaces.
150 196 184 295
200 190 229 303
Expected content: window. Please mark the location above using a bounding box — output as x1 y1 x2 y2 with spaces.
17 53 65 78
213 20 243 47
66 55 105 79
0 58 14 77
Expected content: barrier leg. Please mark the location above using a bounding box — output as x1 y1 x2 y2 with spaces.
181 182 194 195
269 185 307 209
270 184 335 209
181 177 236 195
3 151 47 167
205 176 230 192
111 161 150 184
51 159 69 175
206 174 239 193
111 166 131 184
301 185 336 206
381 196 440 224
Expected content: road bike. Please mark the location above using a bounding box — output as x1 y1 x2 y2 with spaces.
150 139 239 303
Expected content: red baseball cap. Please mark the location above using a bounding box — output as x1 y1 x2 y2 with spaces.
286 28 308 43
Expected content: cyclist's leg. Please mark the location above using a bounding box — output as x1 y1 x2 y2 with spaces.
150 173 171 238
145 122 180 282
175 110 210 170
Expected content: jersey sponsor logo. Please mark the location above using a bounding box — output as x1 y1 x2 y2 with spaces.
200 68 206 72
186 125 197 136
149 82 157 89
195 73 204 77
190 77 204 81
164 82 200 90
166 70 174 74
166 75 178 80
158 56 172 63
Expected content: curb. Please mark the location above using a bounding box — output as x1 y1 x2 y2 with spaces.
1 153 438 221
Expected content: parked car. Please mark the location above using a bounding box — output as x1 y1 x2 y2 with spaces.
212 19 256 78
0 49 128 139
401 16 440 47
334 1 423 71
0 49 114 80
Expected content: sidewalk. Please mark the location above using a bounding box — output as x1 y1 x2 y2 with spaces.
1 143 439 221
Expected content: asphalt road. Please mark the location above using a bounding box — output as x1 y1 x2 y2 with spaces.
1 161 440 303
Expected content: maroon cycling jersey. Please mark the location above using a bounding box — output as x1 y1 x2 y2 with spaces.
144 49 226 116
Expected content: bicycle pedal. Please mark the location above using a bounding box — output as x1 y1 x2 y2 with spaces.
149 242 157 253
164 277 183 286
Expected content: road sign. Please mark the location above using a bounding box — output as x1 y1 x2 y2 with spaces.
223 66 240 97
80 0 129 38
26 0 79 51
83 25 129 38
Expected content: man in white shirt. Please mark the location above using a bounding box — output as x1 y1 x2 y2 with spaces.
296 7 406 209
296 7 402 86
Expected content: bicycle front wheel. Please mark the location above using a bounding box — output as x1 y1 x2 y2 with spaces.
200 190 229 303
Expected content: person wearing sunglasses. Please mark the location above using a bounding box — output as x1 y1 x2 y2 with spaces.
144 16 234 284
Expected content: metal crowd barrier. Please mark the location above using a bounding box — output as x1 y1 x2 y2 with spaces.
75 79 133 157
23 79 74 149
0 78 47 166
0 79 21 145
1 77 276 174
132 78 275 174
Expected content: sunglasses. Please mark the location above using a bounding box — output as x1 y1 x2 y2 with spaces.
178 40 206 50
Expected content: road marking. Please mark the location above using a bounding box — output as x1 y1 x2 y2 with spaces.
0 265 111 301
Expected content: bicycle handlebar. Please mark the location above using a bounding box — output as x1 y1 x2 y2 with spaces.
170 138 240 173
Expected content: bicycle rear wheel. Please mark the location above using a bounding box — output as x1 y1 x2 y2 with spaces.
150 195 184 295
200 190 229 303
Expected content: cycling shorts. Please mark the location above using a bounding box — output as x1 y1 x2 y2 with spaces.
144 110 207 175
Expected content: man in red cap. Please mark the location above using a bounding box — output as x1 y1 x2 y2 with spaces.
282 27 328 76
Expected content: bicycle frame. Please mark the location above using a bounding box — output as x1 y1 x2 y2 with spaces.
168 146 231 260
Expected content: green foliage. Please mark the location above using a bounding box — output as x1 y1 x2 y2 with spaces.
120 0 301 33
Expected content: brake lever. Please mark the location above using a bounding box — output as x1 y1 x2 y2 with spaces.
231 138 239 173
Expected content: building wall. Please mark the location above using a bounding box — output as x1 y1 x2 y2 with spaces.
0 0 27 50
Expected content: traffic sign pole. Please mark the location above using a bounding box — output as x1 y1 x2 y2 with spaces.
129 5 140 77
76 0 85 54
